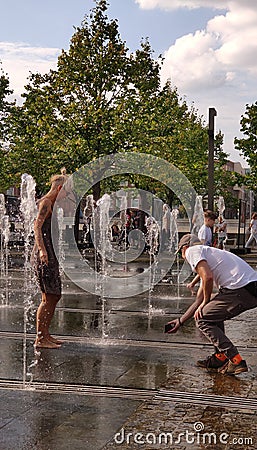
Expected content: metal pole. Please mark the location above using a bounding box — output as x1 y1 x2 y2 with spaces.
237 199 241 248
208 108 217 211
243 200 247 248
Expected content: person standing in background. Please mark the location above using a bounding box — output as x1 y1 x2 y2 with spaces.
198 210 217 246
215 216 227 250
245 212 257 250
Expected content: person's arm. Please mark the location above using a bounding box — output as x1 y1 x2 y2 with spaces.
187 274 200 288
166 257 214 333
193 260 213 320
34 199 52 265
165 285 204 333
187 274 200 295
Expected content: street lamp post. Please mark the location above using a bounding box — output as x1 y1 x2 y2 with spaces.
208 107 217 211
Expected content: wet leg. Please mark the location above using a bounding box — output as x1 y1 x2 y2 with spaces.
35 293 61 348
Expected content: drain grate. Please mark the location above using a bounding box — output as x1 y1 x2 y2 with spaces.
2 331 257 352
156 389 257 411
0 379 156 401
0 380 257 411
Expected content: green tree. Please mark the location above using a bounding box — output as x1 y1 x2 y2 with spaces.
6 0 161 195
5 0 230 207
0 66 14 192
122 81 229 207
235 102 257 191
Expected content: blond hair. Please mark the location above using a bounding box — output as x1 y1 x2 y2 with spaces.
50 173 68 189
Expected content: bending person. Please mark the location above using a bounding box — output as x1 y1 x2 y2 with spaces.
33 173 68 348
166 234 257 375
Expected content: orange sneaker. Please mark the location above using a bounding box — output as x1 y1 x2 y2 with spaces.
197 354 227 371
218 360 248 375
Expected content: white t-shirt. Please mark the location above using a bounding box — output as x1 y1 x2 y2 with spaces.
185 245 257 290
198 225 212 246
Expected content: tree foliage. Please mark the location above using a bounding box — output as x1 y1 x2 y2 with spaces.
0 66 14 192
235 102 257 191
6 0 161 194
4 0 231 206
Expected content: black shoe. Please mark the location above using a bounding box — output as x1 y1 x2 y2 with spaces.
197 354 227 371
218 359 248 375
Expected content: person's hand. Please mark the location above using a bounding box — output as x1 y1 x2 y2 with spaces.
39 249 48 265
165 318 181 333
194 301 206 320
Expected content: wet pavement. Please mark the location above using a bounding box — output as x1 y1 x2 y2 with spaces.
1 251 257 449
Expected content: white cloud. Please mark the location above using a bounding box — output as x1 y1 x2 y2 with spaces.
135 0 228 10
152 1 257 164
209 7 257 73
161 31 225 91
0 42 60 99
135 0 257 11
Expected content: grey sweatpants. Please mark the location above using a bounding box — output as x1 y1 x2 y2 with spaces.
196 285 257 359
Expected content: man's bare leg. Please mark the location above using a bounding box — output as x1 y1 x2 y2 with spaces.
35 292 62 348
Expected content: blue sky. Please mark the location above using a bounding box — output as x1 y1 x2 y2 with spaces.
0 0 218 53
1 0 257 166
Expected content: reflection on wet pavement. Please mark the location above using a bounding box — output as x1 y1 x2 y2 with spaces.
1 265 257 449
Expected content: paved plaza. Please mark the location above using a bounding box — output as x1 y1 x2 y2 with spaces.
1 251 257 449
